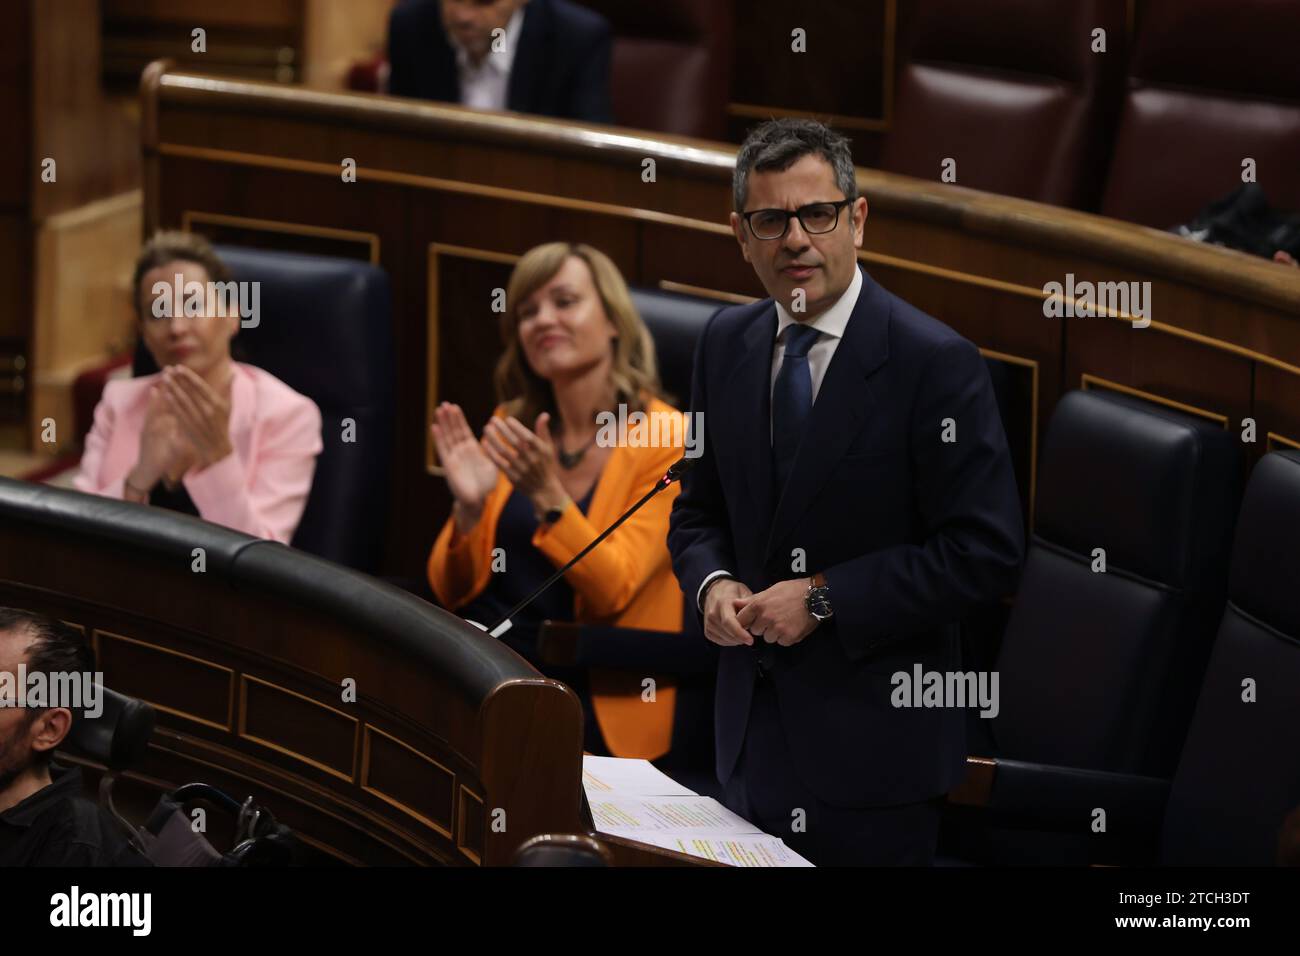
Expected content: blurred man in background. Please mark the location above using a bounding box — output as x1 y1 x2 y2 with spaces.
388 0 612 122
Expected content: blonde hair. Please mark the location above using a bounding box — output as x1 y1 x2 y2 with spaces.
494 242 666 425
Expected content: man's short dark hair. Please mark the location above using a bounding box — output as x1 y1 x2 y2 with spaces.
733 118 858 213
0 607 95 765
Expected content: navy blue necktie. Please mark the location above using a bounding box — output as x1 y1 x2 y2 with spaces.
771 322 821 497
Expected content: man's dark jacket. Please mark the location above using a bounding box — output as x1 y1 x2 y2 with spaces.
668 266 1025 807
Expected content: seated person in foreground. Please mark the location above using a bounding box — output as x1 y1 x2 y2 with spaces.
387 0 612 123
428 242 685 759
75 231 322 544
0 607 149 867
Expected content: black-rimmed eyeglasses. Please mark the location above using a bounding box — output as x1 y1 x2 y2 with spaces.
741 199 853 241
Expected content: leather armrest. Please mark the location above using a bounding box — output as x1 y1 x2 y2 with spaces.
538 620 718 674
948 756 1170 837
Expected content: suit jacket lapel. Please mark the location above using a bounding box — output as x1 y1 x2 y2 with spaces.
507 0 547 113
765 268 892 562
424 0 460 102
724 305 778 532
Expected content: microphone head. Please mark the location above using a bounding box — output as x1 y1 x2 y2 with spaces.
665 456 697 482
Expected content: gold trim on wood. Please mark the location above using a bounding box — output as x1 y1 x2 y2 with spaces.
1267 432 1300 451
94 629 234 732
858 250 1300 380
978 348 1040 525
1081 374 1229 427
360 724 456 840
160 143 733 238
237 674 360 783
457 784 485 865
181 210 381 264
426 243 521 476
656 281 757 305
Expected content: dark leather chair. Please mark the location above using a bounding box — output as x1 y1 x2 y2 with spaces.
949 451 1300 866
64 685 157 773
1159 450 1300 864
629 286 721 409
579 0 733 139
881 0 1127 211
989 389 1241 780
62 684 157 837
134 246 395 573
1100 0 1300 228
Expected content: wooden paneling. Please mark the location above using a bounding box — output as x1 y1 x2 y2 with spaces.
2 1 145 440
103 0 306 88
29 191 142 455
30 0 140 219
1255 364 1300 452
141 67 1300 581
0 482 659 865
729 0 895 144
96 629 235 731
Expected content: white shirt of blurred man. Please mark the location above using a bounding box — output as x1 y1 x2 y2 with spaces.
447 0 525 111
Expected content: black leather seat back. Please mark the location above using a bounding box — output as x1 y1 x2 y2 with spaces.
629 286 720 410
994 389 1241 775
135 246 395 572
64 685 156 772
1161 451 1300 864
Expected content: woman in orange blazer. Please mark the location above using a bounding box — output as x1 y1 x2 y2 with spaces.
428 242 686 760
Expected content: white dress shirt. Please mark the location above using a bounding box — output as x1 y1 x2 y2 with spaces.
697 266 865 610
450 7 525 112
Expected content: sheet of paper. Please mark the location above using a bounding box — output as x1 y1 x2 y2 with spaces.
581 755 817 866
581 755 695 797
589 794 763 836
635 833 815 868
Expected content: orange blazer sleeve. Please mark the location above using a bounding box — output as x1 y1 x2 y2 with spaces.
531 413 685 621
427 469 508 611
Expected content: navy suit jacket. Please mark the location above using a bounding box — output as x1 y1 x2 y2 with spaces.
667 267 1025 807
387 0 613 124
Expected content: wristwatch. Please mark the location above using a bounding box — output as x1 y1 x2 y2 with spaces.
805 572 834 621
537 499 568 525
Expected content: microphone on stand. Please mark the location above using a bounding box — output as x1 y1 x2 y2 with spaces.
474 455 697 639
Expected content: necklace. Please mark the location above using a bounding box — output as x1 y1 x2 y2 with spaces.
555 418 599 469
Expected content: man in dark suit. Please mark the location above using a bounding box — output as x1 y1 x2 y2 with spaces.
667 119 1024 865
387 0 613 124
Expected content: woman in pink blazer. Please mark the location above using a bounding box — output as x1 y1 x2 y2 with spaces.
75 232 322 544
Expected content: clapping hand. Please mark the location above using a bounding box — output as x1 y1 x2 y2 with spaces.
159 365 233 470
130 384 197 493
431 403 500 524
